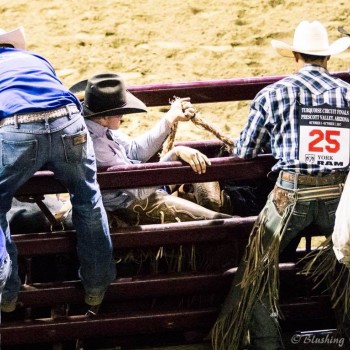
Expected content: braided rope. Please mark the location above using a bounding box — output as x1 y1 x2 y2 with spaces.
160 97 234 157
160 121 178 157
191 112 234 153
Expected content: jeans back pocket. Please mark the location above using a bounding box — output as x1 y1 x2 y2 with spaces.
61 131 88 164
1 139 37 169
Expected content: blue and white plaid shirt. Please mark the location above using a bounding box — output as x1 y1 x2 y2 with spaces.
235 65 350 175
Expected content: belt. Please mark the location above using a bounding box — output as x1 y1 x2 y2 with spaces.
0 104 80 127
280 170 347 187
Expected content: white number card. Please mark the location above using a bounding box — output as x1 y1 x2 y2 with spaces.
298 104 350 169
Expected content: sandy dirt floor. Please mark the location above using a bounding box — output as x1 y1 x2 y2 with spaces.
2 0 350 142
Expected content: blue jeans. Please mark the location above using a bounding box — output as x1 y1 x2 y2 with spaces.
0 107 116 303
0 254 11 323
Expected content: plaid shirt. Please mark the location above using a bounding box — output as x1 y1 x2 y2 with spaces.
235 65 350 175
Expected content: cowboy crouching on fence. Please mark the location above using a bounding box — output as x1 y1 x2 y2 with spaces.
211 20 350 350
69 73 232 227
0 26 116 313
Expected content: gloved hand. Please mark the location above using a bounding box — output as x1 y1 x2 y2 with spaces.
173 145 211 174
165 97 196 126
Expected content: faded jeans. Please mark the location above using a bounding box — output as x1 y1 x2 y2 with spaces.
225 177 341 350
0 107 116 304
0 254 11 323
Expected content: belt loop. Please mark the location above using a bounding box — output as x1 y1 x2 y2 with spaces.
14 114 19 129
66 105 72 120
293 172 299 189
277 170 283 185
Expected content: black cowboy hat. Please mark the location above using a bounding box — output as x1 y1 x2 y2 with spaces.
69 73 147 117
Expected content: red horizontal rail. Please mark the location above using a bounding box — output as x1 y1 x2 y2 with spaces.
18 263 302 308
1 296 332 345
1 308 217 345
15 154 275 195
127 71 350 106
13 217 255 256
18 271 234 307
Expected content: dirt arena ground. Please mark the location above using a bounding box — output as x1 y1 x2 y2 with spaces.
2 0 350 142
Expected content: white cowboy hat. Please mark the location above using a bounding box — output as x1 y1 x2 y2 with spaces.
271 21 350 57
0 26 26 50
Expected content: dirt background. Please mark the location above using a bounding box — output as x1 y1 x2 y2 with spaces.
2 0 350 143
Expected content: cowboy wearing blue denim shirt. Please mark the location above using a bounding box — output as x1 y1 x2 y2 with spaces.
212 21 350 350
0 27 116 312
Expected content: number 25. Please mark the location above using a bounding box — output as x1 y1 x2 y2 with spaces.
308 129 340 153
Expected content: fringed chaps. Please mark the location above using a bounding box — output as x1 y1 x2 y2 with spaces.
301 237 350 330
211 183 343 350
211 201 294 350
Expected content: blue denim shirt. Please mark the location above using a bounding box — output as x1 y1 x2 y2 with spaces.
0 48 81 117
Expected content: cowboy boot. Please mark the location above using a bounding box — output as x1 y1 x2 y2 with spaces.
192 181 232 214
111 190 231 225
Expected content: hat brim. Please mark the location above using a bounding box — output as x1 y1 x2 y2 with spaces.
69 79 88 95
69 79 147 117
0 27 26 50
271 37 350 57
338 27 350 37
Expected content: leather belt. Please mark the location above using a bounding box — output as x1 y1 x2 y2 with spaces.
281 170 347 187
0 104 80 127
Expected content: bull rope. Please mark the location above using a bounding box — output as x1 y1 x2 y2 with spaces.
159 96 234 158
156 97 235 276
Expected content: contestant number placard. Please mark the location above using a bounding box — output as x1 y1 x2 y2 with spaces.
298 105 350 169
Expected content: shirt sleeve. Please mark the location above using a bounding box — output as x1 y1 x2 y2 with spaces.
235 94 270 159
114 117 172 162
158 150 177 162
